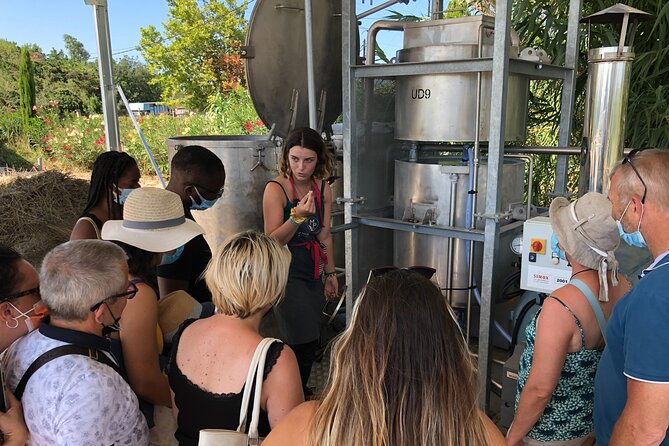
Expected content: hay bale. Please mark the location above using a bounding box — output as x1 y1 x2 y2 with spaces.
0 171 89 266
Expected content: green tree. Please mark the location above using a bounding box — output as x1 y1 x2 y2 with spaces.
114 56 163 103
63 34 90 62
18 46 36 127
139 0 248 111
0 39 21 112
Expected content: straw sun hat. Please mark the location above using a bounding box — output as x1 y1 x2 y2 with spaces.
549 192 619 301
102 187 203 252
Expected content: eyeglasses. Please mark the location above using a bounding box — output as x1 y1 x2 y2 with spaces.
0 287 40 302
90 282 138 312
622 148 648 204
192 184 225 199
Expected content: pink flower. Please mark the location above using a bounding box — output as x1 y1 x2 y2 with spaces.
256 120 264 127
65 153 71 159
32 105 37 111
244 122 253 133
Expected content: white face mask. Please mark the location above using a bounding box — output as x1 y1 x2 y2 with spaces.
6 300 47 333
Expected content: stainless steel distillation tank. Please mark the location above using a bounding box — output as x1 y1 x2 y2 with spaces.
395 16 528 142
394 158 525 308
390 16 529 308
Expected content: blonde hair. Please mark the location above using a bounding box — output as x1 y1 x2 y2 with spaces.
204 230 291 318
610 148 669 212
308 270 489 446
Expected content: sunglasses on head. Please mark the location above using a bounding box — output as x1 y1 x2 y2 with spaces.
622 148 649 204
367 266 437 283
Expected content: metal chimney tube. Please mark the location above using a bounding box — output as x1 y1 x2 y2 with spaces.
586 45 634 193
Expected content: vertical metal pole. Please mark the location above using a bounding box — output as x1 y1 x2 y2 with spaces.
85 0 120 151
304 0 318 129
478 0 511 411
553 0 583 195
342 0 359 323
431 0 443 20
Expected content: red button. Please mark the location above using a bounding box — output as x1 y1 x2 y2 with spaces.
531 241 543 252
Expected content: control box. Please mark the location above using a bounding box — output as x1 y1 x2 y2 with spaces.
520 217 572 294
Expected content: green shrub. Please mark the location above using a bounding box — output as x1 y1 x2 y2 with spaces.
0 111 22 144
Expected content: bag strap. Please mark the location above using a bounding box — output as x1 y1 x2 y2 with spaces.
570 278 608 344
248 338 278 442
77 216 101 240
236 338 278 437
14 344 122 400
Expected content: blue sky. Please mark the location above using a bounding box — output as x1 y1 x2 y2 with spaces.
0 0 430 62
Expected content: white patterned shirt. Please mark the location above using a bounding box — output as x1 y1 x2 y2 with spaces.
2 325 149 446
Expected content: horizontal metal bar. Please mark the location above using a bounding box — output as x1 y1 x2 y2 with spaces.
354 215 485 241
499 218 524 234
508 59 573 80
331 222 359 234
353 58 493 78
408 145 583 156
352 58 573 80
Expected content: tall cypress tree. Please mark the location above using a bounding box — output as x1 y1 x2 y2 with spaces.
18 46 36 127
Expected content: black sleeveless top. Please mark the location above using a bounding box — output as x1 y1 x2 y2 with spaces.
267 179 325 281
167 319 284 446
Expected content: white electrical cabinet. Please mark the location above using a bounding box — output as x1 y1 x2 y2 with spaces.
519 217 572 294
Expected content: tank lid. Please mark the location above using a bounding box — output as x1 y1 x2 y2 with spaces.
243 0 343 138
581 4 653 24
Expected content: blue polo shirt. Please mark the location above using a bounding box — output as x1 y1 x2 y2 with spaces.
595 252 669 445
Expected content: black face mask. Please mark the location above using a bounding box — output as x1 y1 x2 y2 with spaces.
101 302 121 337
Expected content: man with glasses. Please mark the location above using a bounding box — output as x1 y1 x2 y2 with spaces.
1 240 149 445
595 148 669 445
160 145 226 303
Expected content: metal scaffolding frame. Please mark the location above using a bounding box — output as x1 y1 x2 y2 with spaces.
341 0 583 410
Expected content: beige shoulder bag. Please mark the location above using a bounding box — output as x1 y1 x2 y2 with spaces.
198 337 279 446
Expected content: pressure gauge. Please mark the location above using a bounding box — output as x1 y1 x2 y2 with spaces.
510 235 523 256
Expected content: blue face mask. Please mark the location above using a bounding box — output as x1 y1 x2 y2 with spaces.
616 200 646 248
161 245 185 265
189 186 219 211
113 186 134 205
551 233 567 260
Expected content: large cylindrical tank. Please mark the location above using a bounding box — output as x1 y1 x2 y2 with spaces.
166 136 281 248
395 16 529 142
393 158 525 307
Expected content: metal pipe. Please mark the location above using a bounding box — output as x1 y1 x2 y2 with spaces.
505 155 534 220
586 46 635 194
365 20 405 66
431 0 443 20
446 173 458 305
466 23 490 344
304 0 317 128
357 0 408 20
86 0 120 151
116 85 166 187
